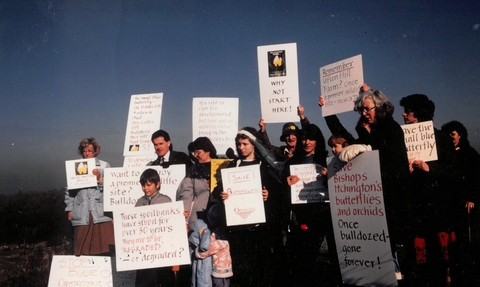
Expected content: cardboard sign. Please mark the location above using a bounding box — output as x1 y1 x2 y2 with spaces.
48 255 135 287
257 43 300 123
104 165 185 211
123 93 162 157
401 121 437 163
289 163 328 204
65 158 97 189
113 201 190 272
327 151 397 287
320 54 364 117
123 155 157 168
192 98 239 154
221 165 266 226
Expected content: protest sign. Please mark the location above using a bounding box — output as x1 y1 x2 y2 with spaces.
401 120 437 163
257 43 300 123
48 255 135 287
221 164 265 226
123 93 162 157
123 155 157 168
113 201 190 272
104 165 185 212
211 159 233 192
65 158 97 189
320 54 363 117
327 151 397 287
192 98 239 154
289 163 328 204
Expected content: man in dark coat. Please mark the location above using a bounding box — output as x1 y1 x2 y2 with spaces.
148 129 193 171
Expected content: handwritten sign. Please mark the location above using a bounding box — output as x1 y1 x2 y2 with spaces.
327 151 397 287
48 255 136 287
320 54 364 117
289 163 328 204
192 98 239 154
104 165 185 212
123 93 163 157
123 155 157 168
65 158 97 189
257 43 300 123
221 165 265 226
211 159 233 192
113 201 190 272
401 121 437 163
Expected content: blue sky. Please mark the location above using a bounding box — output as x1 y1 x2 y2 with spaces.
1 0 480 194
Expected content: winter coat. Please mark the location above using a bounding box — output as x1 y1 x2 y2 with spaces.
65 158 112 226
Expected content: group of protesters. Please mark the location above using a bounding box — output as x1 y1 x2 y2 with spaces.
65 83 479 287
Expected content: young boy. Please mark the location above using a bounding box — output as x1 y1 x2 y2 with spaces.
135 168 171 206
135 168 172 287
320 133 352 176
327 133 351 156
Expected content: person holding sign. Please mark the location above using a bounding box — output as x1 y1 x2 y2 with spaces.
336 85 411 282
213 127 282 287
65 138 114 256
284 124 341 286
399 94 459 286
318 95 358 145
148 129 193 171
177 137 218 230
257 105 310 161
135 168 172 206
134 168 173 287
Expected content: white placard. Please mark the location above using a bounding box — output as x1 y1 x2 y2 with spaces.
327 151 397 287
48 255 136 287
289 163 328 204
123 93 163 157
104 165 185 212
257 43 300 123
221 165 265 226
65 158 97 189
123 155 157 168
401 121 437 163
192 97 239 154
113 201 190 272
320 54 364 117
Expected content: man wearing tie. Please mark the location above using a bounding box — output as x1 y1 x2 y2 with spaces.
148 129 193 170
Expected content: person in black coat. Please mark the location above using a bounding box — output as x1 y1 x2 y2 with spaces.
148 129 193 171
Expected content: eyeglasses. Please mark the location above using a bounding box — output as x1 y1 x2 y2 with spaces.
358 106 376 114
192 150 204 156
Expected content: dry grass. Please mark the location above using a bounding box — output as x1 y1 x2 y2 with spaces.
0 236 72 287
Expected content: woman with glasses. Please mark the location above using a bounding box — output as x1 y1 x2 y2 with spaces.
65 137 114 256
338 84 412 282
176 136 218 231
